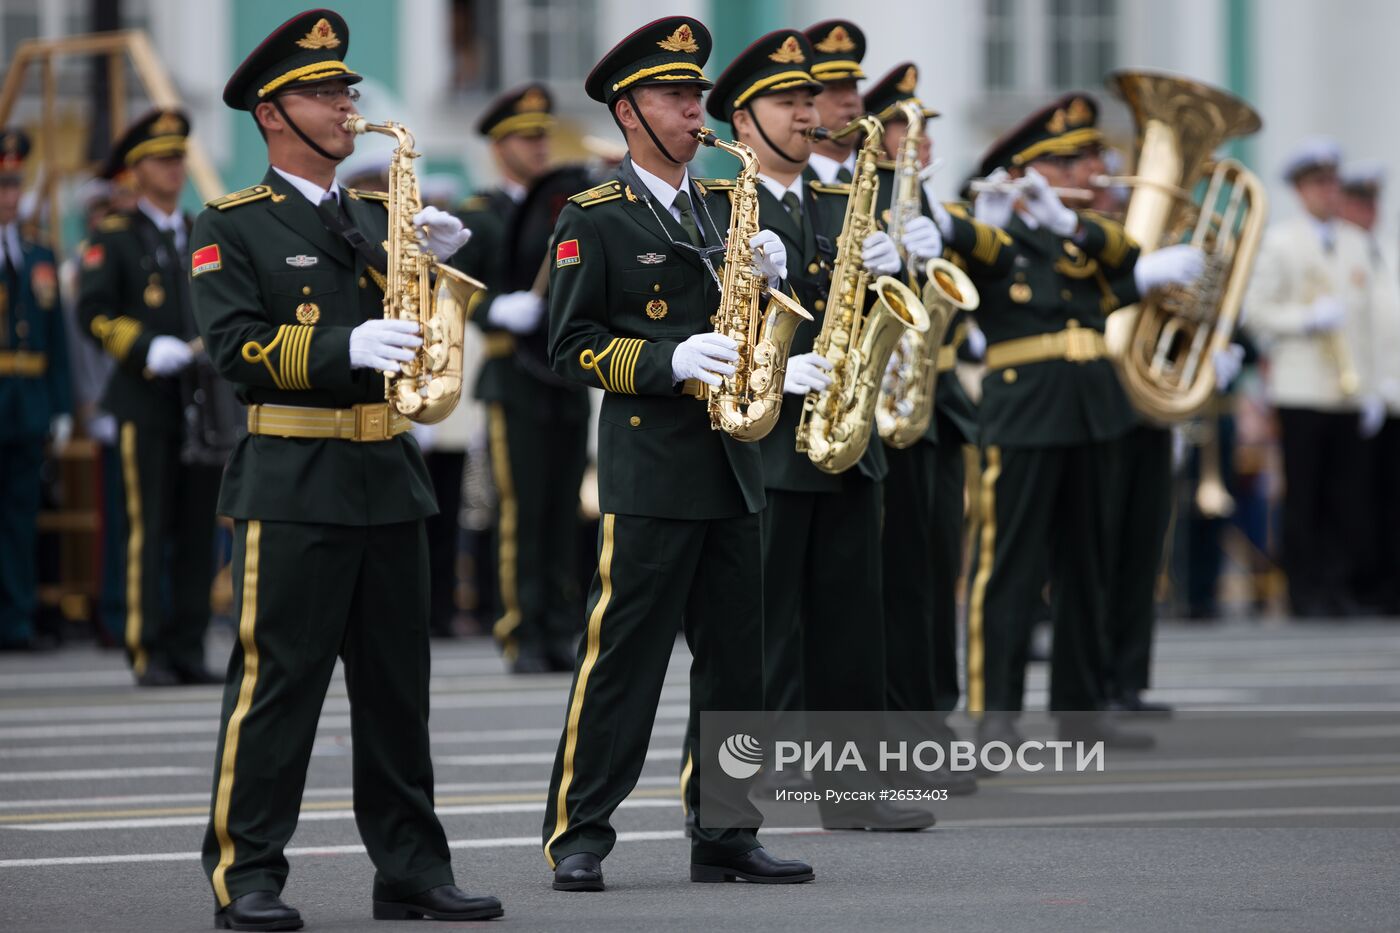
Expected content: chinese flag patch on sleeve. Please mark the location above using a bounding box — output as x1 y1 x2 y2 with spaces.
191 244 222 277
555 238 580 268
82 243 105 269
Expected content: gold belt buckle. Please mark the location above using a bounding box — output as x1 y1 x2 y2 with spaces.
353 402 392 441
1064 328 1099 363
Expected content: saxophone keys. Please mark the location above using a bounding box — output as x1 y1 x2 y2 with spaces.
426 342 449 371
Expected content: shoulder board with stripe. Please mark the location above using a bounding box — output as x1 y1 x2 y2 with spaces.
207 184 273 211
568 181 623 208
457 194 492 212
349 188 389 203
808 180 852 196
97 214 130 232
695 178 736 192
945 201 971 219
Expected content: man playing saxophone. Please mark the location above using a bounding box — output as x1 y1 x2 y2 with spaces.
540 16 812 893
704 27 929 832
188 9 499 928
964 94 1204 753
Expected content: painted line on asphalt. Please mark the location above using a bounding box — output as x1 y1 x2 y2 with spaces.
0 766 203 783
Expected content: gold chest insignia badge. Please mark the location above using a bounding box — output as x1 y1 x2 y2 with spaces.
645 298 668 320
1009 283 1033 304
143 274 166 308
657 24 699 53
296 302 321 325
297 18 341 50
770 36 806 64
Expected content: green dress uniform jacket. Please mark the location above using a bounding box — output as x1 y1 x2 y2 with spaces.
546 158 762 519
189 169 436 525
1 237 69 438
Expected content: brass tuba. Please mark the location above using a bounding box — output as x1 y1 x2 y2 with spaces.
877 100 980 448
343 116 484 424
695 129 813 441
1102 70 1267 422
795 115 930 474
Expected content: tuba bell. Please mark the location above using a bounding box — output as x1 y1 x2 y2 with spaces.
1102 70 1268 422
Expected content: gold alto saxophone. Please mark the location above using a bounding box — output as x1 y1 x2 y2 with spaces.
795 115 929 474
695 128 813 441
343 115 484 424
876 100 979 448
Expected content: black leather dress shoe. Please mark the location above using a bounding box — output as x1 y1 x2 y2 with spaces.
372 884 503 920
927 766 979 796
136 664 181 687
1109 692 1174 718
824 800 936 832
1058 713 1156 749
691 846 814 884
214 891 303 931
174 663 224 686
553 852 605 891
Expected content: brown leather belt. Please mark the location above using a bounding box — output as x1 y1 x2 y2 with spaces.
0 350 47 377
984 327 1106 370
245 402 412 442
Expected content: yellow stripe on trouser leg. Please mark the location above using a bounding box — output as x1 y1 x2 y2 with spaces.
211 520 263 906
966 446 1001 716
544 513 615 869
487 404 522 659
679 751 694 817
119 422 147 676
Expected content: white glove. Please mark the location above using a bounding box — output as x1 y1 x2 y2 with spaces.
350 318 422 373
1305 295 1345 334
671 332 739 387
49 414 73 449
862 231 900 276
1211 343 1245 391
1133 244 1206 294
1021 167 1078 237
930 200 954 239
487 291 545 334
900 215 943 263
783 352 833 395
146 335 195 376
412 206 472 261
749 229 787 288
974 167 1016 230
1360 395 1386 439
965 323 987 361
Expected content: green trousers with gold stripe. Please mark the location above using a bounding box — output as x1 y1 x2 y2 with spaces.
542 511 765 867
118 421 221 676
202 518 454 906
486 402 589 660
965 441 1121 715
882 437 965 713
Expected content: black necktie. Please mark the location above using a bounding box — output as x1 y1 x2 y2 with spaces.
836 166 853 184
782 191 803 227
673 190 702 247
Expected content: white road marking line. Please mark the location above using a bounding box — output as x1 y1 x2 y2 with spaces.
1015 775 1400 794
0 766 203 783
934 804 1400 828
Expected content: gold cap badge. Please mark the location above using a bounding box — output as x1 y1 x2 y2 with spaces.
657 24 699 53
150 111 183 136
296 17 341 50
517 87 549 112
896 65 918 94
770 36 806 64
815 26 856 54
1066 97 1093 127
1046 108 1067 134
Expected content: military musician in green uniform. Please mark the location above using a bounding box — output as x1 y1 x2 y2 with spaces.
189 9 501 928
540 15 813 892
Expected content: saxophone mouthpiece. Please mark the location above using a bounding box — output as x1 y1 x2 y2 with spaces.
804 127 832 141
342 115 367 135
695 128 719 147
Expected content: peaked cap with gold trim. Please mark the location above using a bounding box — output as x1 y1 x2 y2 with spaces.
979 92 1102 177
99 108 190 180
862 62 939 124
476 83 556 139
705 29 823 123
585 16 713 106
802 20 866 83
223 8 362 111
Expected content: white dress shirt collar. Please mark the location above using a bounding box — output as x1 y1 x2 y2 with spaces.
807 151 856 185
501 178 528 204
137 197 185 235
275 166 342 205
758 173 804 206
629 159 693 220
0 224 22 269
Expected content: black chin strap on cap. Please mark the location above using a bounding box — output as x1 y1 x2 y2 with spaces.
272 96 341 162
744 105 804 167
624 90 682 165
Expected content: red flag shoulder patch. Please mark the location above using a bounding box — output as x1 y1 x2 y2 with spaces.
191 244 222 277
82 243 104 269
555 238 580 268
